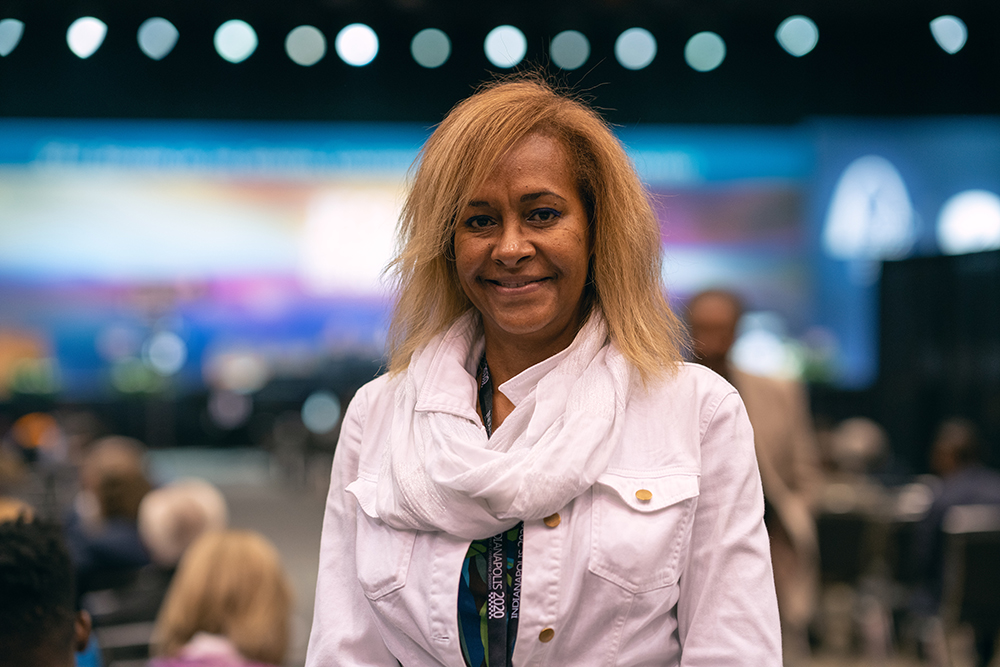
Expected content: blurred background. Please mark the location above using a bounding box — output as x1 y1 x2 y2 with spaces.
0 1 999 666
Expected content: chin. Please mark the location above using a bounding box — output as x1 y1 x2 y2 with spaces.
493 321 551 338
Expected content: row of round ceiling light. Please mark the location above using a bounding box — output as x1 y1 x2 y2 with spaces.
0 14 970 71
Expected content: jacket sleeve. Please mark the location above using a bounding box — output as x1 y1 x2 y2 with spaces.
305 385 400 666
677 390 783 666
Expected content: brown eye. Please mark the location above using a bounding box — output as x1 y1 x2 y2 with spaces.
529 208 560 223
465 215 495 229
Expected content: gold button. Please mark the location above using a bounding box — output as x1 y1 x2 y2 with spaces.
635 489 653 502
543 513 561 528
539 628 555 643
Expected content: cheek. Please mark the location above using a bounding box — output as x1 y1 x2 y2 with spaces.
561 235 591 278
453 238 484 286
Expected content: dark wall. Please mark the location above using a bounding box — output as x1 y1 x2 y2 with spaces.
0 0 998 124
878 250 1000 473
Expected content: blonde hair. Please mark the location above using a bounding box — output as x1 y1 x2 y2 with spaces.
152 530 293 665
387 74 686 382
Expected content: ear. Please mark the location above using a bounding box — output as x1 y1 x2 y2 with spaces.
74 610 92 654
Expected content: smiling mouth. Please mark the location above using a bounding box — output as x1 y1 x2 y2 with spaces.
486 277 549 288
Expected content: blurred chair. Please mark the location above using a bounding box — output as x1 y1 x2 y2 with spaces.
816 476 900 658
940 504 1000 667
817 510 874 587
882 481 935 658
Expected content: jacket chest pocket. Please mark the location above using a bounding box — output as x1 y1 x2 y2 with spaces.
588 471 700 594
355 508 417 600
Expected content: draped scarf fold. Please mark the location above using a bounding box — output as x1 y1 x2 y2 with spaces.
347 310 634 540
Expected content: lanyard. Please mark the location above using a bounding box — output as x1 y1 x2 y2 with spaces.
478 356 523 667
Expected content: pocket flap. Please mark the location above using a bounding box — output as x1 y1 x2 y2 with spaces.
346 475 379 518
595 470 700 512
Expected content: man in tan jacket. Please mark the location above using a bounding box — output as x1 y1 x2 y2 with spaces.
688 289 823 665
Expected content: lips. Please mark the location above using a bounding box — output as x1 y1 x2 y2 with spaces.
487 277 547 287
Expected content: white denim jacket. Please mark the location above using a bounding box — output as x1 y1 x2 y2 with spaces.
306 355 781 666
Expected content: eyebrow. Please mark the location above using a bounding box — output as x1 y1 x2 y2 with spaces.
466 191 565 207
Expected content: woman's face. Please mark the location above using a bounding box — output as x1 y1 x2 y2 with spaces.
454 133 591 353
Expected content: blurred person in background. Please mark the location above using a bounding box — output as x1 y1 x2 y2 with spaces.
687 288 823 665
138 477 228 570
82 478 229 628
150 529 293 667
0 518 93 667
64 435 152 596
912 417 1000 667
307 75 780 667
821 417 892 513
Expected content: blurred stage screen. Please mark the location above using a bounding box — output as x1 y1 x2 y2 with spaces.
0 116 998 409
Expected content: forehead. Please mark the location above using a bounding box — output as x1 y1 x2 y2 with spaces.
480 132 575 187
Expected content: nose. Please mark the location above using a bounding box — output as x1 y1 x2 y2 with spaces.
492 221 534 267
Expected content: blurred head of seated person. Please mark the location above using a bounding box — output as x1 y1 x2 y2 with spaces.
0 518 92 667
931 417 986 478
685 288 743 380
77 435 151 525
139 478 229 569
65 435 152 594
305 73 781 667
923 417 1000 511
150 530 293 667
80 480 229 628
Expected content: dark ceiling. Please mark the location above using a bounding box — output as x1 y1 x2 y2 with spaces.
0 1 997 125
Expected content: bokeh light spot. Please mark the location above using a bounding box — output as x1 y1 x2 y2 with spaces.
335 23 378 66
137 17 178 60
937 190 1000 255
302 391 342 434
111 359 163 394
411 28 450 68
0 19 25 57
614 27 656 70
208 390 253 430
775 16 819 57
484 25 527 68
67 17 107 59
930 15 967 55
214 20 257 64
143 331 187 376
203 350 270 393
285 25 326 66
550 30 590 70
684 31 726 72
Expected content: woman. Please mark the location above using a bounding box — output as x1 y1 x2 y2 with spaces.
150 530 293 667
306 75 781 666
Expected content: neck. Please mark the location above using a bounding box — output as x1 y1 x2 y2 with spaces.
483 329 577 387
480 321 583 433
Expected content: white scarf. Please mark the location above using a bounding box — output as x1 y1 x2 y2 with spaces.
349 310 635 540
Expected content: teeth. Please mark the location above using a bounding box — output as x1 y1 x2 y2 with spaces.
486 277 545 288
